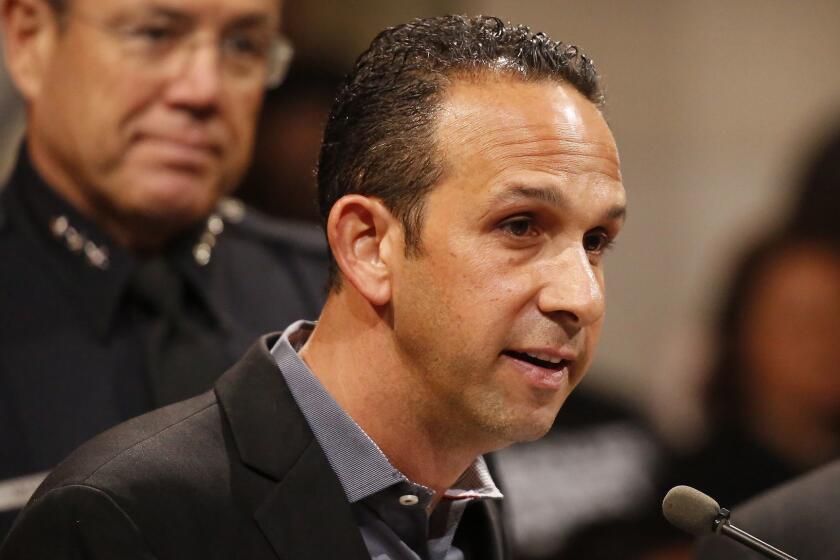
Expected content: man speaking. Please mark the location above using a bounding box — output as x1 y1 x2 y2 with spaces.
1 15 627 559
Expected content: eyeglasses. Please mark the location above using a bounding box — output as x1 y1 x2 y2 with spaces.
66 11 293 90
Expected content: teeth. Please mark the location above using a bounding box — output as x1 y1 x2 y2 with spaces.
525 351 563 364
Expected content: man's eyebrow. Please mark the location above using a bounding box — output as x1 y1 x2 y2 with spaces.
490 185 568 208
120 5 276 30
225 13 278 32
489 184 627 222
130 5 191 22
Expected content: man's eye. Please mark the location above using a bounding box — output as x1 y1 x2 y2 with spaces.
583 230 613 253
500 217 537 238
131 25 178 42
223 34 269 58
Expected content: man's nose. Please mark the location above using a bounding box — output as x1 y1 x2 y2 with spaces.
537 246 605 327
164 43 224 111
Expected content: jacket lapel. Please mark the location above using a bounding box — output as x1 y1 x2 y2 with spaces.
215 334 369 560
454 499 510 560
255 439 370 560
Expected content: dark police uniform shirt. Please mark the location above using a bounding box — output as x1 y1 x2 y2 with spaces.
0 147 328 536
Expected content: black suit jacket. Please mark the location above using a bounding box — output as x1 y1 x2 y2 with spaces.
694 459 840 560
0 335 508 559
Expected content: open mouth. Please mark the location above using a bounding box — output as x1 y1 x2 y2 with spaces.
503 350 569 371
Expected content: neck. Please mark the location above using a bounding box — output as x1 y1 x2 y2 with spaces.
300 291 487 498
26 135 181 253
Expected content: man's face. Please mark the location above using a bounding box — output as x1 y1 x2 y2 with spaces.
743 245 840 418
27 0 280 232
389 77 626 448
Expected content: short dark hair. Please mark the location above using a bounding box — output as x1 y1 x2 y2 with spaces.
316 14 604 288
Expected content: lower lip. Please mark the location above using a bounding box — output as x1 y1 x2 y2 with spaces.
502 353 570 391
138 137 217 167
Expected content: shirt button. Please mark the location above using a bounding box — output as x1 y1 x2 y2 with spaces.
399 494 420 506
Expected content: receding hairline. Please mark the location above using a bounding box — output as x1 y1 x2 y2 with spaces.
444 64 605 106
430 70 616 181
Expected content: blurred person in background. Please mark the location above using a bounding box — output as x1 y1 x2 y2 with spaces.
618 119 840 560
0 0 327 536
788 120 840 245
669 231 840 515
669 120 840 514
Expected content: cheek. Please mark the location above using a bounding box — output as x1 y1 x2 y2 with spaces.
450 232 533 294
578 318 604 369
396 249 507 355
439 252 530 337
220 93 263 168
231 88 263 135
743 321 806 397
745 325 780 367
414 216 542 340
34 70 116 173
73 48 154 125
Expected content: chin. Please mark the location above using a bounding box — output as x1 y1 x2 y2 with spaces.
510 416 557 443
480 405 562 448
130 176 221 223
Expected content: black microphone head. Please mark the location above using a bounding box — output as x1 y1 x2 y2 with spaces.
662 485 721 536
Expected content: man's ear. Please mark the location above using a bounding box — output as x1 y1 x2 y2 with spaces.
327 195 401 307
1 0 59 101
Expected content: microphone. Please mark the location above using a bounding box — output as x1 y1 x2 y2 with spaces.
662 485 798 560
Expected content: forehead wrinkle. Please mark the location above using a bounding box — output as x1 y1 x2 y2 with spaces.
489 184 567 208
449 94 616 143
488 144 622 183
494 126 616 154
459 125 621 181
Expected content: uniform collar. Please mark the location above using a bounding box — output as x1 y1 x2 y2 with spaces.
5 143 227 339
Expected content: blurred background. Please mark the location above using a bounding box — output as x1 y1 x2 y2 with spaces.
2 0 839 557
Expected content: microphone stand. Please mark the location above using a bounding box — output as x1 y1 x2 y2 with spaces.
713 509 798 560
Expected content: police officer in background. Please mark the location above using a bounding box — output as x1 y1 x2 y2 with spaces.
0 0 327 536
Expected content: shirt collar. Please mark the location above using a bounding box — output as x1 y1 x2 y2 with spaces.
8 144 226 338
444 456 503 501
270 320 503 504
